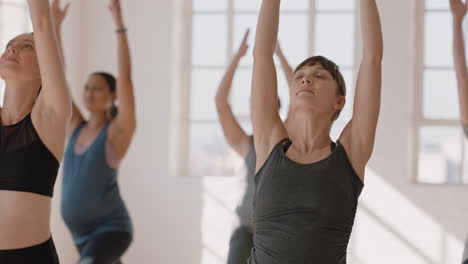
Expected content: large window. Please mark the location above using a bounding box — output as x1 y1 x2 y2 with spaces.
0 0 31 105
174 0 359 178
414 0 468 184
171 1 360 263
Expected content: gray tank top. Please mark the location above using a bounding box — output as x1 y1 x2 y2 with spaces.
248 138 364 264
235 137 256 230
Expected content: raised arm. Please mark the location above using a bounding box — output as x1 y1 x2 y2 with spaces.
108 0 137 158
29 0 72 158
275 41 294 115
339 0 383 178
450 0 468 126
251 0 287 171
51 0 84 136
216 30 251 157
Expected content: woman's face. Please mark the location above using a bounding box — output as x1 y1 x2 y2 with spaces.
83 74 115 112
291 64 345 118
0 34 41 82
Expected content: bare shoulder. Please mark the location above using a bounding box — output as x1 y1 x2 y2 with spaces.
31 99 68 162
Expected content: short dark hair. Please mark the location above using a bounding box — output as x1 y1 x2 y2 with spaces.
294 56 346 121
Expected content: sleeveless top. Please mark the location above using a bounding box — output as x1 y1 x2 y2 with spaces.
61 122 133 245
0 114 59 197
248 139 364 264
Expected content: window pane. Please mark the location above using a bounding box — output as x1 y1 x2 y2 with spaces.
193 0 227 12
191 68 224 120
192 15 227 66
418 126 462 184
231 68 252 117
315 13 355 67
1 4 30 48
190 123 245 177
424 12 452 67
423 70 459 120
278 14 309 65
234 0 309 11
316 0 355 11
425 0 449 10
234 0 261 11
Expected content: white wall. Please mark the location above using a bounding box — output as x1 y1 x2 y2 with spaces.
51 0 468 263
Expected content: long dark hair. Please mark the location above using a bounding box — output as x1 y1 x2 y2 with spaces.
92 72 118 119
294 56 346 121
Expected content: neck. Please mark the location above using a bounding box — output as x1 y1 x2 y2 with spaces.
87 111 109 129
285 110 332 154
1 79 39 125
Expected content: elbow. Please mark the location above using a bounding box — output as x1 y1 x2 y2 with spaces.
253 46 274 60
363 52 383 65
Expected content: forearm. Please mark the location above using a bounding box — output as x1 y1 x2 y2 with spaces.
360 0 383 61
116 29 132 81
253 0 281 58
29 0 71 117
453 19 468 81
277 53 294 85
216 54 241 103
453 19 468 124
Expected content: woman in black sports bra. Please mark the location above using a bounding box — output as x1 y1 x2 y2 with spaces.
248 0 383 263
0 0 71 263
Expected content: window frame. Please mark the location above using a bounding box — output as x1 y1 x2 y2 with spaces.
171 0 359 178
412 0 468 185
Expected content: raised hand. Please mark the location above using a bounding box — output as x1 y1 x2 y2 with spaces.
450 0 468 21
236 29 250 58
51 0 70 27
109 0 125 28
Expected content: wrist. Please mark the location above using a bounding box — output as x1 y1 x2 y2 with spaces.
116 27 127 34
453 16 464 25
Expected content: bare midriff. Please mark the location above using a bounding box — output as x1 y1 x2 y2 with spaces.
0 191 51 250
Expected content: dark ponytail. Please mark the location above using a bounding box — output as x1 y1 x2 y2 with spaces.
92 72 118 120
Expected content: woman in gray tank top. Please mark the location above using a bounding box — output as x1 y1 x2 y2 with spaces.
215 30 294 264
53 0 136 263
450 1 468 263
248 0 383 263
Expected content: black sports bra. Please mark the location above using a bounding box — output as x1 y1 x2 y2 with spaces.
0 114 59 197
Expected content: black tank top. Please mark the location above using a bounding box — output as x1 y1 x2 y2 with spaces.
0 114 59 197
248 138 364 264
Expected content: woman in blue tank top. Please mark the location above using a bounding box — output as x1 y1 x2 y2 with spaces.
248 0 383 263
449 1 468 263
54 0 137 263
215 29 295 264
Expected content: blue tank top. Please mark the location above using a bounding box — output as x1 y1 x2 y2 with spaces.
61 122 133 245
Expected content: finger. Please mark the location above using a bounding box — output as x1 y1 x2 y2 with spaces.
64 3 71 14
242 29 250 43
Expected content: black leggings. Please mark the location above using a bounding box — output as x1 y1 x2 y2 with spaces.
77 231 132 264
227 226 254 264
463 260 468 264
0 237 59 264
